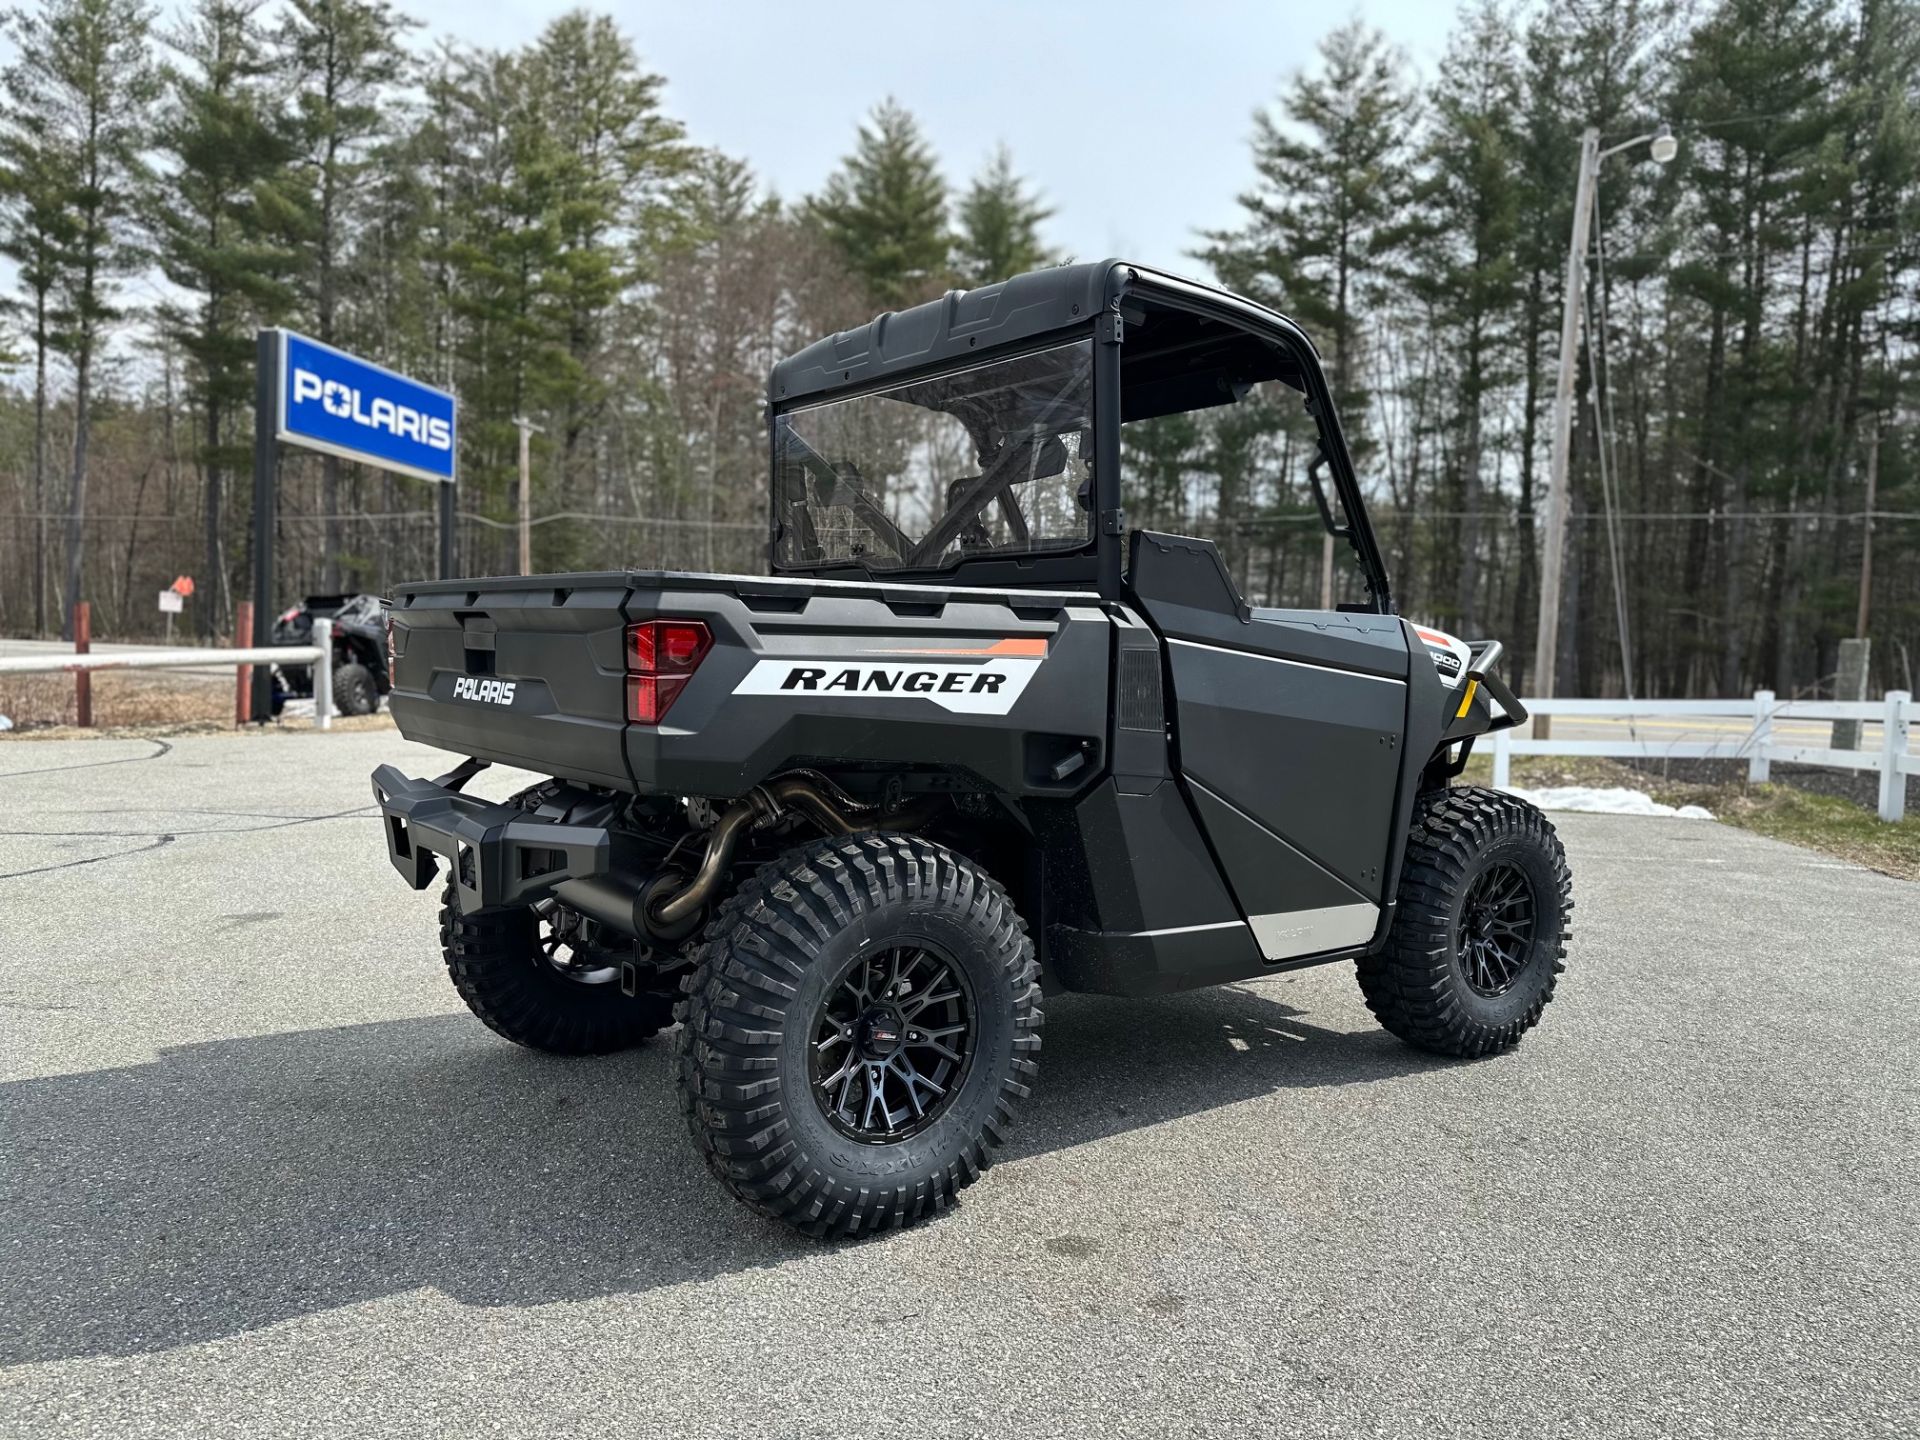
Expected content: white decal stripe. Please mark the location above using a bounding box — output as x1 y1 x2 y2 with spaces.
1135 920 1248 937
1166 637 1406 686
732 657 1041 715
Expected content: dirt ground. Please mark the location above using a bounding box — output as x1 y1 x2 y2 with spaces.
0 669 394 739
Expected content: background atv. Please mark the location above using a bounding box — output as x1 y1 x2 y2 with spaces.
372 260 1570 1238
273 592 389 715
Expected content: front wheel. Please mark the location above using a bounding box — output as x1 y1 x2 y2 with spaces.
675 833 1042 1237
1359 786 1573 1058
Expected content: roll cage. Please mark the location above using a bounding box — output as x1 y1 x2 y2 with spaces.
766 259 1396 614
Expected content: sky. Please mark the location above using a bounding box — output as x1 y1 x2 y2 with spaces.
401 0 1469 276
0 0 1471 383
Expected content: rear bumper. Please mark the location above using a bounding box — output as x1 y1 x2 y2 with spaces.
370 764 611 914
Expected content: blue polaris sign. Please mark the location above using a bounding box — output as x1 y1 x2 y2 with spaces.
275 331 457 483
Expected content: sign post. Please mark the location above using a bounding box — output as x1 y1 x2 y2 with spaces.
251 332 278 723
250 328 458 722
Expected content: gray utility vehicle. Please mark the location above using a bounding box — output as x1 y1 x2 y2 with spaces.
371 261 1571 1237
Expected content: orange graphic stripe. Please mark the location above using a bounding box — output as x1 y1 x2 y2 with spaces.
869 636 1049 658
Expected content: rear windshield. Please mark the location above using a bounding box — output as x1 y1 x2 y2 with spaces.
773 339 1094 573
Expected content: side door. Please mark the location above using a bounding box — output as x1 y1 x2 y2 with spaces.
1125 530 1411 962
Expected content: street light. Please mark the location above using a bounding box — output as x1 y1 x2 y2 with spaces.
1532 122 1680 717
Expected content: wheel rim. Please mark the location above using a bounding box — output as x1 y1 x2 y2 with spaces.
533 901 618 986
1458 860 1537 997
810 944 974 1143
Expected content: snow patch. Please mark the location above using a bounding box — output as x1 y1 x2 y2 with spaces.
1504 785 1714 821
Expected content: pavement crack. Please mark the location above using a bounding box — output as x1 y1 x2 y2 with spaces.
0 807 375 838
0 738 174 779
0 833 177 881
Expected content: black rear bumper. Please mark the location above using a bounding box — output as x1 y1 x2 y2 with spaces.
371 764 611 914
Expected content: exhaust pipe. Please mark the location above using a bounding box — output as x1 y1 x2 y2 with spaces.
556 776 934 940
648 777 875 931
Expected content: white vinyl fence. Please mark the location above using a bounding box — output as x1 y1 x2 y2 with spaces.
0 617 337 729
1490 691 1916 822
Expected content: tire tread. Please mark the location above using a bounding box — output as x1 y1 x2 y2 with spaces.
1357 785 1573 1058
673 832 1041 1238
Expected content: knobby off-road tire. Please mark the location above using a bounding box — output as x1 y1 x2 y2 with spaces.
333 661 378 716
439 883 676 1055
1359 785 1573 1058
675 833 1043 1238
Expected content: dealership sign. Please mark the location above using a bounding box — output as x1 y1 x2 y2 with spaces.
275 331 456 483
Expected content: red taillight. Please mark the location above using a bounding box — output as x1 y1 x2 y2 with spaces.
626 619 711 724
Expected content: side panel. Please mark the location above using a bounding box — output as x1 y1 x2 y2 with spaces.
1127 531 1410 958
1184 781 1377 957
626 588 1114 800
1165 636 1406 900
1035 780 1267 997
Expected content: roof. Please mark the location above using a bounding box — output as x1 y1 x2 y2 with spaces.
769 259 1313 409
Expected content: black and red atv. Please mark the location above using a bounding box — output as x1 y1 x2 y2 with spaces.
370 260 1570 1237
273 592 388 716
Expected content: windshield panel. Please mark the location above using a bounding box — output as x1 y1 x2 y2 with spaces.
773 340 1094 573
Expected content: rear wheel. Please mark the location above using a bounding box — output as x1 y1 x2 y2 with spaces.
440 885 676 1055
333 661 377 716
675 833 1042 1237
1359 785 1572 1058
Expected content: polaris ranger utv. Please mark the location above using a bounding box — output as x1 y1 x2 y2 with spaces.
371 261 1570 1237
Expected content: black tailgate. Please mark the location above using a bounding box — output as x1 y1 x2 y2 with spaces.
387 574 633 788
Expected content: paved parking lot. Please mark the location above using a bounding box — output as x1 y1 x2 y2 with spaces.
2 729 1915 1438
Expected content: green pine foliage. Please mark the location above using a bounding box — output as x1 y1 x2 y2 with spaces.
954 145 1055 287
806 99 952 310
2 0 158 637
149 0 302 634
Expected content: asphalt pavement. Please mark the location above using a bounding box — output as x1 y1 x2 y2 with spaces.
1 729 1914 1439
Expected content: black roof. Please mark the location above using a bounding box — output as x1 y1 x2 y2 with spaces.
768 259 1318 408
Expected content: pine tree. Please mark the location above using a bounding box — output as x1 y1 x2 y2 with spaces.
953 144 1053 286
1417 0 1524 633
527 12 687 513
0 17 76 634
806 99 950 310
1198 21 1418 465
280 0 411 589
11 0 157 638
150 0 301 636
433 46 565 516
1672 0 1838 693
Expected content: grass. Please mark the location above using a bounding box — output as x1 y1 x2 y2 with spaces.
0 670 394 739
1463 752 1920 882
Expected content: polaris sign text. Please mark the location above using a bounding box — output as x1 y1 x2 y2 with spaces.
275 331 457 484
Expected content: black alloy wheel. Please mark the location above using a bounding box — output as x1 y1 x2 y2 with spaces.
534 901 621 987
810 944 975 1142
1457 861 1537 997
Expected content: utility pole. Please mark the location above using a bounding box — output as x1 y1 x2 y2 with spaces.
1857 421 1879 640
512 415 544 576
1534 126 1600 725
1534 122 1677 723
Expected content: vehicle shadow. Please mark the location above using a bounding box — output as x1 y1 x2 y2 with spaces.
2 982 1439 1364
